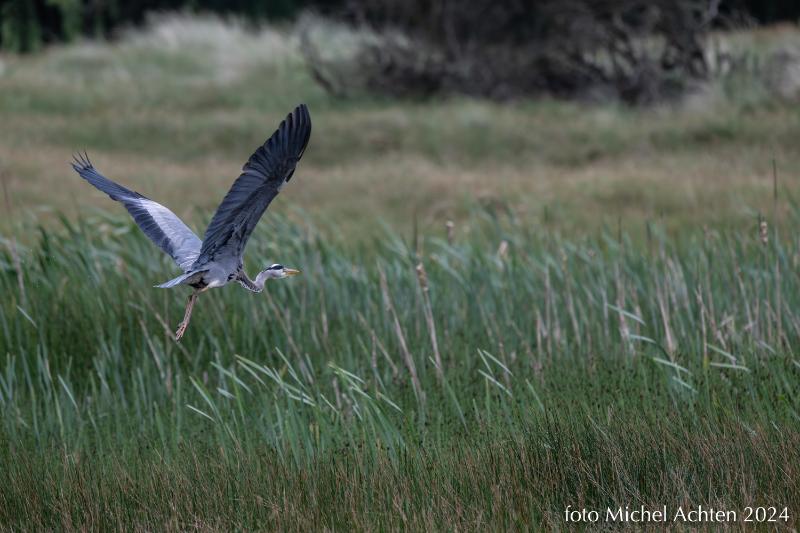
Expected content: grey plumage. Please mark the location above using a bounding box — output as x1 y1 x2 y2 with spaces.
156 271 203 289
71 152 202 271
73 104 311 276
72 104 311 339
196 103 311 267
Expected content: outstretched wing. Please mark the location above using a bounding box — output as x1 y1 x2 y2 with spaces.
72 153 202 271
195 104 311 266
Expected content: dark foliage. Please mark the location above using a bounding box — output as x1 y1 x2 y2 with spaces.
0 0 797 54
0 0 342 52
302 0 731 104
733 0 800 23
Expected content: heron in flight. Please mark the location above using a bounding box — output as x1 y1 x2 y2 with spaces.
72 104 311 339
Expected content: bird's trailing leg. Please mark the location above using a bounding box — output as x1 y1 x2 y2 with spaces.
175 291 199 341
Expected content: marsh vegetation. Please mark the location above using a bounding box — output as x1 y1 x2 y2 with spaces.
1 15 800 530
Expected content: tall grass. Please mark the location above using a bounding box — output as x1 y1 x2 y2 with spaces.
1 210 799 529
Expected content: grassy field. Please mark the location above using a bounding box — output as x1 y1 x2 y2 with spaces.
2 15 800 531
1 16 799 239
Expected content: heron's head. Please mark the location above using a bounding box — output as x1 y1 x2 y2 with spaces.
260 263 301 280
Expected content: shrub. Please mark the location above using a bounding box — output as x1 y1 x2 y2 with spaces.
301 0 726 104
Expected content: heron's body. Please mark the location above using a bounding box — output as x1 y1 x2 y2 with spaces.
159 258 238 291
73 104 311 339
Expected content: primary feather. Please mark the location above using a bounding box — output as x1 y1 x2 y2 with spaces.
71 153 202 271
194 104 312 267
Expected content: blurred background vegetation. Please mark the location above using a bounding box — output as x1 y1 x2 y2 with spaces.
1 1 799 240
0 0 314 53
1 0 799 54
1 0 799 53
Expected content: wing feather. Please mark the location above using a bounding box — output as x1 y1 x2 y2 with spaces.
72 154 201 271
195 104 311 266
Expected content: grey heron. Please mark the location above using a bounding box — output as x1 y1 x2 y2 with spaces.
72 104 311 340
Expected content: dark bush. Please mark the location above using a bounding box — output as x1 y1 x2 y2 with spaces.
301 0 730 104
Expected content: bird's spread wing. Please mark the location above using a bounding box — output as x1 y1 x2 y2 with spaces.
72 153 202 271
195 104 311 266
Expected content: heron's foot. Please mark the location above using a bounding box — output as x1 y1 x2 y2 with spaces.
174 292 198 341
175 320 189 341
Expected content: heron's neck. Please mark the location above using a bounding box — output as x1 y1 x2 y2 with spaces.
237 271 268 293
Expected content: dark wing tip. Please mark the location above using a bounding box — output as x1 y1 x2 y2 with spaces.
242 104 312 175
71 151 93 172
288 103 312 157
284 103 311 140
293 103 309 120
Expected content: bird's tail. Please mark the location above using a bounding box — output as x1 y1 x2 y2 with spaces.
155 272 197 289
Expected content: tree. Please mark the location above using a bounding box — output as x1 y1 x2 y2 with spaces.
1 0 42 52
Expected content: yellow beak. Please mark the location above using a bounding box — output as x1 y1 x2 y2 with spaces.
285 268 301 277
